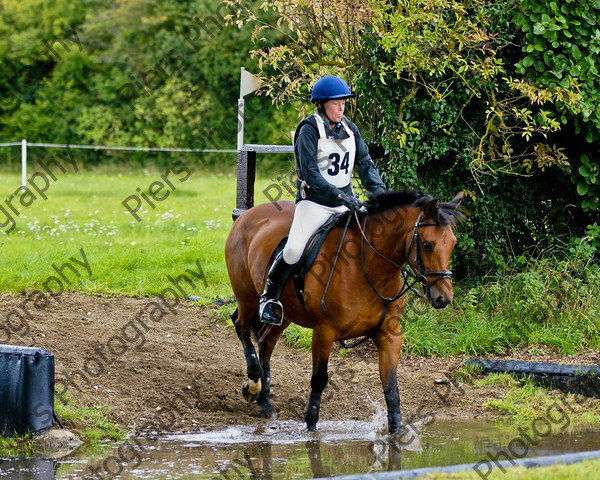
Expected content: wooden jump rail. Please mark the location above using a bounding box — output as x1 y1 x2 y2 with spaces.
233 144 294 220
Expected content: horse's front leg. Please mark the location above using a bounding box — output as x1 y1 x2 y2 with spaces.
305 329 334 431
233 308 263 403
373 314 403 434
256 323 286 418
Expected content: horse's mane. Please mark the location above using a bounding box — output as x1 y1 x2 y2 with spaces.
365 189 465 226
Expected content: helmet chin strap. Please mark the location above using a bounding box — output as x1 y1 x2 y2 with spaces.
315 104 340 130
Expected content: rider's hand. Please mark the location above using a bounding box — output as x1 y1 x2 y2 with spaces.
338 192 362 212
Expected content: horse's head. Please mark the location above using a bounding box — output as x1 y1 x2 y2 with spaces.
364 189 465 309
405 192 464 309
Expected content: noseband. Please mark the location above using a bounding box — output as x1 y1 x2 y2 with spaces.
356 208 453 302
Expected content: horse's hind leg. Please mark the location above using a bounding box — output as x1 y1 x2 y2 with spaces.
233 306 263 403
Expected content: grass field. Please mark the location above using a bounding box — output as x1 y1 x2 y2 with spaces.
1 163 599 356
0 161 295 303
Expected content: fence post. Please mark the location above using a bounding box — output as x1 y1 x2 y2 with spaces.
21 139 27 189
232 148 256 220
231 144 294 221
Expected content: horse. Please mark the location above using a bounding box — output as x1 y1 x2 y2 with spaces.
225 189 464 434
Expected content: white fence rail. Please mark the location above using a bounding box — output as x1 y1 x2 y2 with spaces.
0 140 237 188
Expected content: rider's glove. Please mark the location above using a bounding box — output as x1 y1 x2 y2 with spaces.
338 192 362 212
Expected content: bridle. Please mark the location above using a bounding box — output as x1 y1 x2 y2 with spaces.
404 209 453 293
328 207 453 350
328 209 452 348
355 208 453 302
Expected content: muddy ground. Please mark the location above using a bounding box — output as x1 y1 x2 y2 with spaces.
2 293 599 435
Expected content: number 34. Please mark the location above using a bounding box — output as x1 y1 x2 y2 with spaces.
327 152 350 176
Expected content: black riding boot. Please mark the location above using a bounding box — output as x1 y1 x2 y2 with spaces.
259 251 295 326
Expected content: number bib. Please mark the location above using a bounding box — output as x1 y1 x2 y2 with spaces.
314 114 356 188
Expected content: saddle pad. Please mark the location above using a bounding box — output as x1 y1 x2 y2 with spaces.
283 211 350 313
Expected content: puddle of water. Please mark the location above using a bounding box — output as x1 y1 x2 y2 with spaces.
2 418 600 479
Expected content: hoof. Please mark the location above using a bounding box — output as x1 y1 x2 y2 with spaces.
389 424 404 435
242 378 262 403
388 409 403 434
258 407 275 419
306 421 317 432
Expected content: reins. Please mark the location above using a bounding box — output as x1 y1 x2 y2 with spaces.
322 205 454 350
355 206 454 301
320 212 353 311
355 210 419 303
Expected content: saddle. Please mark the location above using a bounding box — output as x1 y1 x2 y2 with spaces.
271 210 351 314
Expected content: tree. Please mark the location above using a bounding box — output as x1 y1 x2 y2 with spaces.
227 0 599 277
0 0 296 166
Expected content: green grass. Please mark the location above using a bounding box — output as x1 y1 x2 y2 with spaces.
1 165 598 356
0 167 235 302
399 254 600 356
0 393 124 456
54 393 124 444
0 164 295 303
424 458 600 479
282 322 314 350
0 433 35 456
475 373 600 425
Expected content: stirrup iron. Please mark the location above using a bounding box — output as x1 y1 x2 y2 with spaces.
259 298 284 326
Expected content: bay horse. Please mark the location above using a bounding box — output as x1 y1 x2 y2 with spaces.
225 190 463 434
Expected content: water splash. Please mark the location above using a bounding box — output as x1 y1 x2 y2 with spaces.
367 393 388 434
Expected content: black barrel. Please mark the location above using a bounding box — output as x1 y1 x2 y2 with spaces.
0 345 55 436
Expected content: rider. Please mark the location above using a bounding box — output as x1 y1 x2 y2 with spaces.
259 75 387 325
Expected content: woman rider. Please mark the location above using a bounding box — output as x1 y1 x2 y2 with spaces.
259 75 386 325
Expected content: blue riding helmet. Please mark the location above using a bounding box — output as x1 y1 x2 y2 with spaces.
310 75 356 103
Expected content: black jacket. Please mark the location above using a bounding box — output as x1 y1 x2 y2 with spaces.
293 114 386 206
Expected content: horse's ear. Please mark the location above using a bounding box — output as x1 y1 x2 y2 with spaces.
451 191 464 206
424 198 438 218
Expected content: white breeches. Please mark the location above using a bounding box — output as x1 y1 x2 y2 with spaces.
282 200 348 264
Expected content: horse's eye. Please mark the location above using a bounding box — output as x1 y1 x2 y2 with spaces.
422 241 434 252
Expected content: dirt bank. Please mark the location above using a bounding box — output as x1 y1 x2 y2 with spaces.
2 293 598 435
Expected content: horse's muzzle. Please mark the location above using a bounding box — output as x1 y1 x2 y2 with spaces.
426 284 453 309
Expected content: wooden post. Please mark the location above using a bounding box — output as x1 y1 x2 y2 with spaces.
233 149 256 220
232 144 294 221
